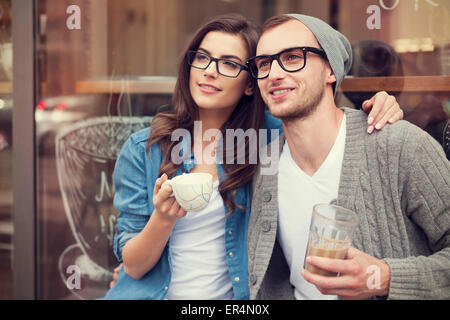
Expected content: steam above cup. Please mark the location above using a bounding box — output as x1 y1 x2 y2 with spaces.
161 172 213 211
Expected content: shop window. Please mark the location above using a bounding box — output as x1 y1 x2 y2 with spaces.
29 0 449 299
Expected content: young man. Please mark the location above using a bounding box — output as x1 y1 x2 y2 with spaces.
247 14 450 300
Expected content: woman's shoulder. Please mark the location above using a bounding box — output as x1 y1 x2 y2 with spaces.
264 110 283 131
262 110 283 145
129 127 152 144
120 126 162 158
115 126 163 174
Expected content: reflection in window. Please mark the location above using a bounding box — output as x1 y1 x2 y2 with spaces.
0 0 13 300
31 0 449 300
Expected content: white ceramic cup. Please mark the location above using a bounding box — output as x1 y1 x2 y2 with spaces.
161 172 213 211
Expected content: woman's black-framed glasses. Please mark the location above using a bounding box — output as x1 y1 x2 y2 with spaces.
187 50 249 78
246 46 328 80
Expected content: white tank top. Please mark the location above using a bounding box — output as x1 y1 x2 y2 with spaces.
166 180 234 300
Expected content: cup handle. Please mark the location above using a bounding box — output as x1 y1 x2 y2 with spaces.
161 180 175 197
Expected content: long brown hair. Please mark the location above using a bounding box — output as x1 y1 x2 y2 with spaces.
146 14 265 215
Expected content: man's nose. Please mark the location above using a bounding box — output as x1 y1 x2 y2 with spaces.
267 59 285 81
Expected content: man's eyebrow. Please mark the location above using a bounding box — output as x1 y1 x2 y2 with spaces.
256 46 302 57
197 47 244 62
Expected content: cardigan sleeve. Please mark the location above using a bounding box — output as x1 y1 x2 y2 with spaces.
384 126 450 300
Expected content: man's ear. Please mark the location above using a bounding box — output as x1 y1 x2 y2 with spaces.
326 65 337 85
323 63 337 93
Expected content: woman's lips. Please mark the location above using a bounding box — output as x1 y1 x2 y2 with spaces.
198 83 222 94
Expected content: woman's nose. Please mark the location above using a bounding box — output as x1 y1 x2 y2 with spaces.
204 60 218 77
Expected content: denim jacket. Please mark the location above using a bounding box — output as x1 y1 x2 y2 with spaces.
103 111 282 300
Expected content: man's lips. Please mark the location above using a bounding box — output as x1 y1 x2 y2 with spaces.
269 87 295 100
198 83 222 93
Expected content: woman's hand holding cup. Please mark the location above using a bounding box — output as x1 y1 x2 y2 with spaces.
153 173 187 222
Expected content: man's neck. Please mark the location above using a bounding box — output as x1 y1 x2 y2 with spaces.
282 99 344 176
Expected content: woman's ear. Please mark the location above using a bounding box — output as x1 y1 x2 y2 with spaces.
244 81 254 96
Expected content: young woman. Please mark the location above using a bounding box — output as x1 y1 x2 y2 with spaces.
103 14 402 300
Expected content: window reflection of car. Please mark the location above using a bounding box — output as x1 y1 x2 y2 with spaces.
0 98 12 150
35 95 105 143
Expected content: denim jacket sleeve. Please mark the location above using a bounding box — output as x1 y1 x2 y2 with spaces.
112 130 160 262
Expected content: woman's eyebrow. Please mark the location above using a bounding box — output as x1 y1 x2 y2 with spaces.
221 54 244 62
198 47 244 62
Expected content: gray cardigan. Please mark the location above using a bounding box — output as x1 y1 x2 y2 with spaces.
248 108 450 300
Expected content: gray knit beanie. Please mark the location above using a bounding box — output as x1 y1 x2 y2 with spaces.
285 13 353 95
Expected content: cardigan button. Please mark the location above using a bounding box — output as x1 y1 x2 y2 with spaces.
263 192 272 202
250 274 257 285
261 220 271 232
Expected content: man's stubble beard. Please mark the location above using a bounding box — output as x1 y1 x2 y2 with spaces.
269 78 325 122
267 62 328 121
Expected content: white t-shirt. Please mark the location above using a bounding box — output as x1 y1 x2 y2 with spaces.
277 114 346 300
166 180 234 300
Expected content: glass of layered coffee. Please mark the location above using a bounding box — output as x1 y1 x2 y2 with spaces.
304 204 359 276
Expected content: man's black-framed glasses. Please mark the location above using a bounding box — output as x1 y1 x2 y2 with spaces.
187 50 249 78
246 46 327 80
